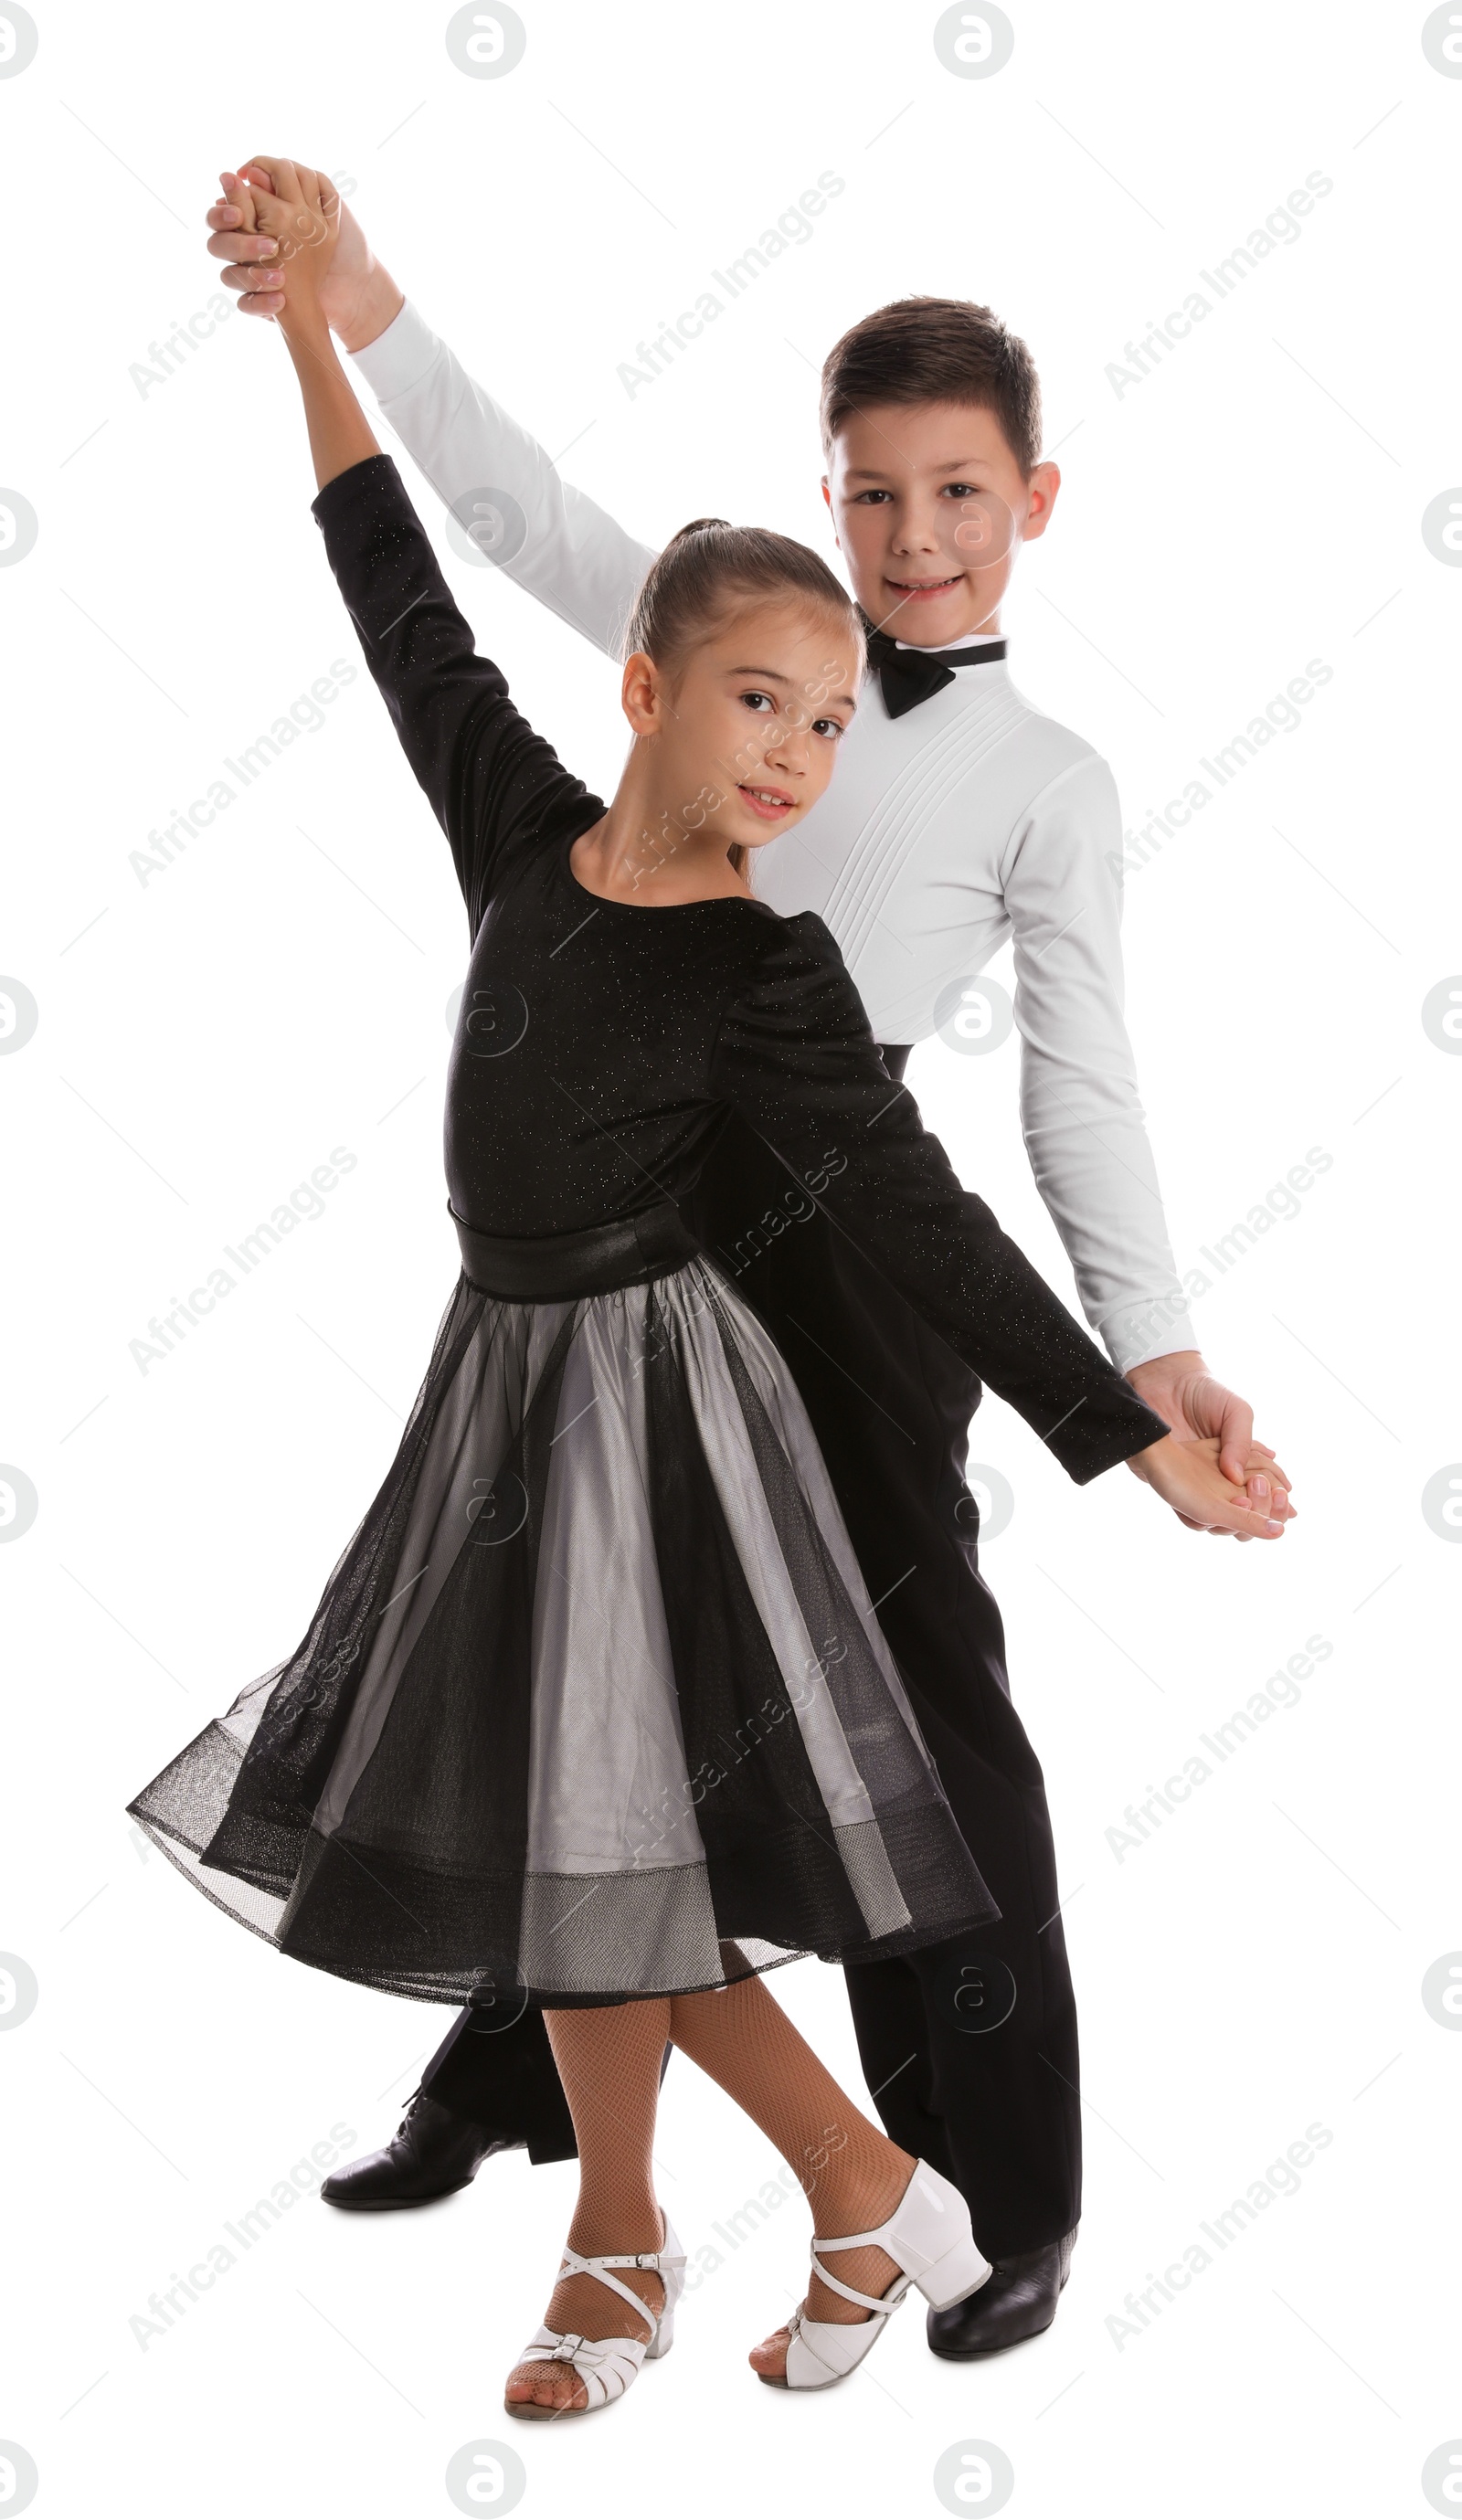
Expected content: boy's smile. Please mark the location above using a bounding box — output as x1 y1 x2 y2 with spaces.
822 400 1060 650
884 570 965 602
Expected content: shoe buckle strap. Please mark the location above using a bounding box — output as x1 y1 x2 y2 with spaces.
555 2250 665 2343
809 2250 906 2316
582 2249 684 2272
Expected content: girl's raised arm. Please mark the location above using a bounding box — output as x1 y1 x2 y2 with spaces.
256 166 380 490
251 169 596 928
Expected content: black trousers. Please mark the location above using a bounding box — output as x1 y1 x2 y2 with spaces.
419 1094 1082 2261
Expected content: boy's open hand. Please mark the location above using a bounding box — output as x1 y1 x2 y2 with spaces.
207 158 401 351
1128 1434 1292 1540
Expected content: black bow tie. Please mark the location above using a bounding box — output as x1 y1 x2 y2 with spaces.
863 628 1008 720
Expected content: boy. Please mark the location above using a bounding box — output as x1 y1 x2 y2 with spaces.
204 164 1290 2358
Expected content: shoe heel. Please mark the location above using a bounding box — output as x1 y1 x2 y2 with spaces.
916 2231 991 2313
645 2307 674 2361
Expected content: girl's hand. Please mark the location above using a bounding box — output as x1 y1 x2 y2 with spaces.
209 159 401 351
1127 1434 1291 1540
1126 1349 1293 1531
213 160 377 489
225 160 340 342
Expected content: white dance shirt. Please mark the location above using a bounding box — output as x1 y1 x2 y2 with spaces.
352 302 1194 1372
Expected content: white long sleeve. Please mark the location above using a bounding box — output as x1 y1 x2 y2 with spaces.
1001 756 1194 1370
350 301 1195 1371
352 299 652 657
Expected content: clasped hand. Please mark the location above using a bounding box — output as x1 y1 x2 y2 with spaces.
211 158 341 335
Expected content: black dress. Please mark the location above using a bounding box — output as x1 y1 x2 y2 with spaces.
128 455 1167 2011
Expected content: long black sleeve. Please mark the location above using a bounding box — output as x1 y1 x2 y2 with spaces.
711 917 1170 1483
311 454 599 934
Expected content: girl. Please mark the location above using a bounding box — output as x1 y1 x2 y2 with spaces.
130 166 1284 2419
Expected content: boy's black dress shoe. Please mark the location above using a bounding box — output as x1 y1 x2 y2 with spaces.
927 2229 1075 2357
321 2091 519 2209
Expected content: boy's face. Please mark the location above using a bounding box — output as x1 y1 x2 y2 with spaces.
822 400 1059 648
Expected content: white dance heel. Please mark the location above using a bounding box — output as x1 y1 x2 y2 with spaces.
766 2160 991 2392
506 2213 687 2419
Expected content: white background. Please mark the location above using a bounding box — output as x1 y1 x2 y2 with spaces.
2 3 1459 2515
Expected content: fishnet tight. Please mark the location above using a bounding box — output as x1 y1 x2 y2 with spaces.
503 1975 916 2414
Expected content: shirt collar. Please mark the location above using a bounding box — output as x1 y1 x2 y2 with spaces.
892 629 1004 653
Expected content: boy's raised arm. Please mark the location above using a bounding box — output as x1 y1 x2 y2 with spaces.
350 302 658 660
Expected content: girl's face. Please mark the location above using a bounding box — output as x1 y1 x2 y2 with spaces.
621 601 863 859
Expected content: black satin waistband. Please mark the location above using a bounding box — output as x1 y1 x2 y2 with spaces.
450 1199 701 1301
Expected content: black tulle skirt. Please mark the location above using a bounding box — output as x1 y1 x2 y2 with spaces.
128 1250 999 2006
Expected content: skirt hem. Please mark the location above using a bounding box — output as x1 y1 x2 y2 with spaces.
127 1804 1001 2009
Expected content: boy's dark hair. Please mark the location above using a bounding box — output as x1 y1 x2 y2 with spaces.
819 297 1043 475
